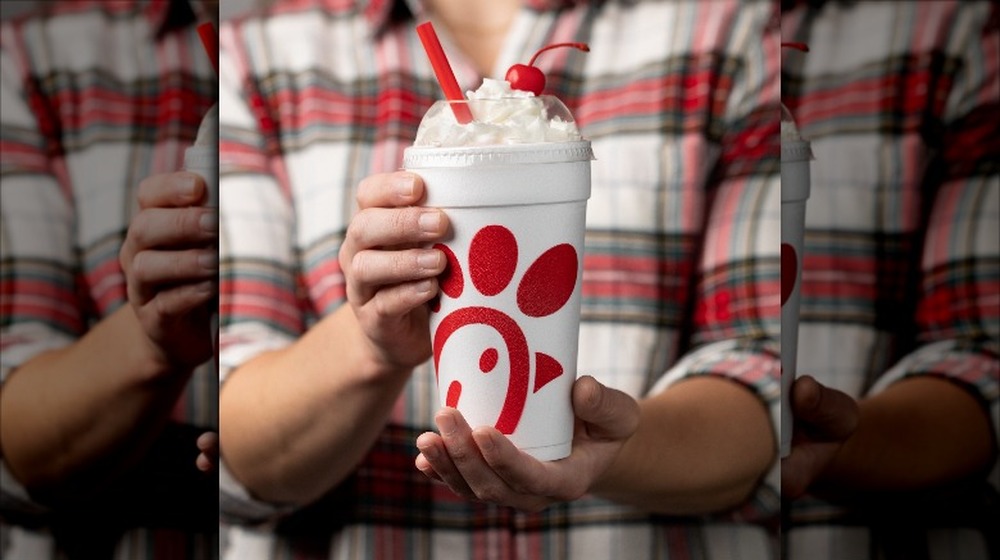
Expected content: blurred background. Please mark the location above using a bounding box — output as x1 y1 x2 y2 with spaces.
1 0 260 20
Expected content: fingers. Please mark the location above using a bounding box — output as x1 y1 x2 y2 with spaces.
129 249 217 303
416 429 474 498
352 248 444 289
138 172 207 209
791 376 859 442
345 207 448 252
339 171 449 312
781 435 844 499
197 431 218 452
349 248 444 303
355 278 440 323
127 207 218 249
781 447 822 500
572 376 641 440
356 172 425 209
146 280 216 319
196 432 219 473
342 171 445 258
196 454 214 473
345 172 442 254
471 428 577 501
416 409 561 512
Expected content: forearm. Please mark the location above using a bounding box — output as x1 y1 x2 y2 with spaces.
0 306 190 501
816 376 996 498
592 376 775 515
219 304 411 506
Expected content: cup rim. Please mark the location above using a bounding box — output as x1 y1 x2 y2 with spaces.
403 140 593 168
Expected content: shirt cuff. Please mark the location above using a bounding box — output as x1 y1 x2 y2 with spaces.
0 460 49 520
1 323 75 384
647 339 781 521
219 457 296 525
867 339 1000 490
218 322 297 385
1 325 75 518
217 321 300 522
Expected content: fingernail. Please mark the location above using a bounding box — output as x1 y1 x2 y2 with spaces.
419 211 441 233
420 444 438 460
414 279 434 294
394 174 415 198
198 251 218 269
437 413 456 436
200 212 218 233
178 174 198 196
417 251 441 270
476 431 495 452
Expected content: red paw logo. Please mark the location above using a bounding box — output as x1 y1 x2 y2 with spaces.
431 225 578 435
780 243 797 306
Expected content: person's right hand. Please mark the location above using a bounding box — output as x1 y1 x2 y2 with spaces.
781 375 859 499
339 172 449 371
120 172 217 370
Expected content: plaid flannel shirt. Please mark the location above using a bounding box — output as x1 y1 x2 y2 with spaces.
1 1 217 558
781 1 1000 558
218 0 781 558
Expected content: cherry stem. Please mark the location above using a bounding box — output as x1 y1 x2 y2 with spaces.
781 42 810 52
527 42 590 67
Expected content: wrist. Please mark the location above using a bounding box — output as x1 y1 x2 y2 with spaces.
320 305 417 383
116 307 195 382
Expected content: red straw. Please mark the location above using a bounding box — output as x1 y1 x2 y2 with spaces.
197 22 219 76
781 42 810 52
416 22 473 124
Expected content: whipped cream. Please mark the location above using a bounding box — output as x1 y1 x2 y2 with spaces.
194 104 218 146
780 119 802 141
780 103 803 141
413 79 582 147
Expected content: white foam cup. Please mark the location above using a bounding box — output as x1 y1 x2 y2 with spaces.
404 139 592 461
780 137 811 457
184 104 218 208
184 104 218 352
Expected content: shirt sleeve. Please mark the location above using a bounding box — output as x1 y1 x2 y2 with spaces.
647 2 781 521
216 19 304 523
1 21 82 519
865 2 999 474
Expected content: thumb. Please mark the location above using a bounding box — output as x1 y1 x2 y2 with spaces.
792 375 859 441
781 441 832 499
572 376 639 440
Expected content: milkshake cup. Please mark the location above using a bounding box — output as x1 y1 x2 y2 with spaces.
404 95 592 461
184 103 219 352
184 104 218 207
780 104 812 457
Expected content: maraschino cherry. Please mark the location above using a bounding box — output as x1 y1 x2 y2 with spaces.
506 42 590 96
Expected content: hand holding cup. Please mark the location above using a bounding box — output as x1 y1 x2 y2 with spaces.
120 171 218 370
415 375 639 512
338 172 449 372
781 375 859 499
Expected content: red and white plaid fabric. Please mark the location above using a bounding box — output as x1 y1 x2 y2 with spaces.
1 1 217 558
782 1 999 558
218 0 782 558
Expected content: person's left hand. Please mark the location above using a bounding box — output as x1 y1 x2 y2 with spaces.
781 375 859 499
415 375 639 512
